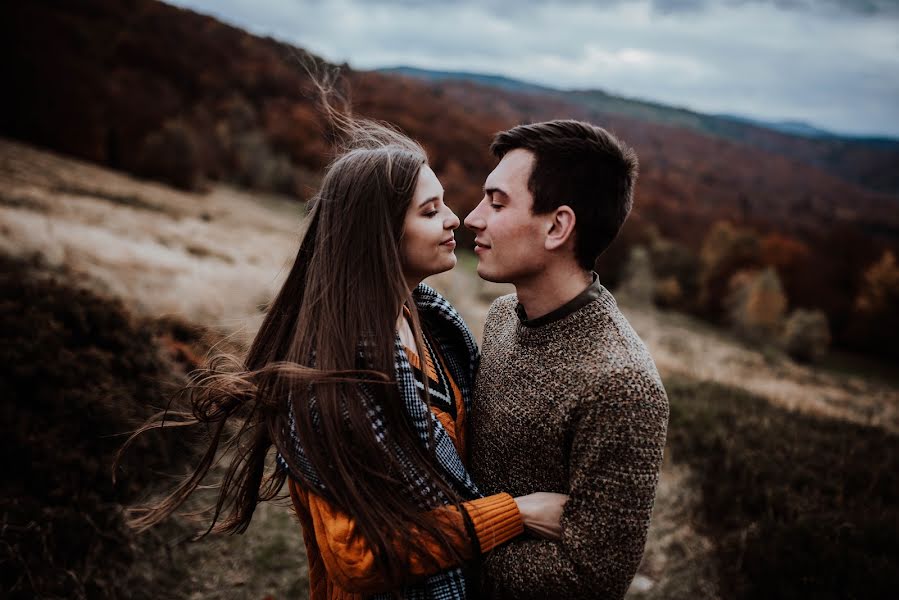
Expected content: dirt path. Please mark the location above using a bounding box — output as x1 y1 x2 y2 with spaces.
0 138 301 348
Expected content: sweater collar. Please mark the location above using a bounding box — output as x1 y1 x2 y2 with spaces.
515 271 602 328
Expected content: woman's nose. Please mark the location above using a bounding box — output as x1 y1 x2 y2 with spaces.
446 208 460 230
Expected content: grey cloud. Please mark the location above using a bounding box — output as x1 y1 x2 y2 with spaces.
662 0 899 17
333 0 899 16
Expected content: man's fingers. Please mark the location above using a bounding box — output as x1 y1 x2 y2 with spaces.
525 522 563 542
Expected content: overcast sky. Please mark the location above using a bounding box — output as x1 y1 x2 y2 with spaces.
167 0 899 138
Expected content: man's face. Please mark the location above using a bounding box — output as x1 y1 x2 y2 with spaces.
463 149 548 284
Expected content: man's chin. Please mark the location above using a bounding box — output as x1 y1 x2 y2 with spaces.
476 264 511 284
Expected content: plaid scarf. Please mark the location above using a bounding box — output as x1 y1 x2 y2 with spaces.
277 283 482 599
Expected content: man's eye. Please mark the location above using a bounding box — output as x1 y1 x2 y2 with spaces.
490 204 503 210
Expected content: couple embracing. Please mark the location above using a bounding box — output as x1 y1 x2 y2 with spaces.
131 114 669 599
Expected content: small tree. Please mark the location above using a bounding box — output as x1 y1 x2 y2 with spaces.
848 250 899 357
654 276 684 308
854 250 899 315
700 221 762 317
726 267 787 342
649 237 700 310
135 119 204 190
782 309 831 363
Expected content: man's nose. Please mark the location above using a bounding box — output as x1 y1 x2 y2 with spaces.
464 202 485 231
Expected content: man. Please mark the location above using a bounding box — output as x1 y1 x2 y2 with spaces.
464 120 669 599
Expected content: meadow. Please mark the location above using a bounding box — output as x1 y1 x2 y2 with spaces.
2 138 897 598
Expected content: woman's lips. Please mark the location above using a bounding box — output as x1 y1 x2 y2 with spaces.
440 239 456 249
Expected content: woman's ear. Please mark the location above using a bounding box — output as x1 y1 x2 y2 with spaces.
544 205 576 251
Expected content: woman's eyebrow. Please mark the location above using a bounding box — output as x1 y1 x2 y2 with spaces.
418 194 442 208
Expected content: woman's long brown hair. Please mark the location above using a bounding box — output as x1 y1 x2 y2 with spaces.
116 94 473 582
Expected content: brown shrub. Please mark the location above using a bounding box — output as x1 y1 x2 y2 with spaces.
761 232 811 270
135 118 205 190
654 275 684 308
726 267 787 342
232 131 299 194
0 255 196 598
782 308 831 363
700 221 763 317
649 236 700 310
854 250 899 315
847 250 899 357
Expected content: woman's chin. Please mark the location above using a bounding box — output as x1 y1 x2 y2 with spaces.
430 255 457 276
445 253 458 271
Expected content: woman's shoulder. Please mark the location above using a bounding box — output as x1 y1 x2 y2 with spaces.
412 283 478 358
412 283 465 330
412 282 454 312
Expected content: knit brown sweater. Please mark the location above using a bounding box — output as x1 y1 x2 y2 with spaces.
470 283 669 600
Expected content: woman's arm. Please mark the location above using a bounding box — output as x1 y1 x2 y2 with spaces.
289 479 523 593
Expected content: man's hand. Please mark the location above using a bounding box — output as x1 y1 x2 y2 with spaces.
513 492 569 541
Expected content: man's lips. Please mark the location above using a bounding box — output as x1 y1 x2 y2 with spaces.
474 240 491 253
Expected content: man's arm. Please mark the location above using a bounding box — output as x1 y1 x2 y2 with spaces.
482 371 669 600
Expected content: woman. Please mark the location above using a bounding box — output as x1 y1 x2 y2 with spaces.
120 109 566 599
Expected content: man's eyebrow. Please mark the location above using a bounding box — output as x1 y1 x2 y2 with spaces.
483 186 508 198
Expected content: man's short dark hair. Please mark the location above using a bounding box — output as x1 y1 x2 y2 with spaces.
491 119 638 270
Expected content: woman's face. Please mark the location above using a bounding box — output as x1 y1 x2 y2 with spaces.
400 164 460 284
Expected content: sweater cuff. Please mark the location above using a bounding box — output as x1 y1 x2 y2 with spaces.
463 493 524 553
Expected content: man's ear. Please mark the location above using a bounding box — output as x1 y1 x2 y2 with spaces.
544 205 576 251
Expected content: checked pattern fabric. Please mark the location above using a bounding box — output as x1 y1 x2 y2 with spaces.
277 284 482 599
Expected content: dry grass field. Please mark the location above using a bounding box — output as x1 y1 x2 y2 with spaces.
3 137 897 598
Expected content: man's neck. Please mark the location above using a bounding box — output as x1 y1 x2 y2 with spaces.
514 263 593 322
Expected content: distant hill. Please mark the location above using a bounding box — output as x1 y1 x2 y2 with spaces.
381 66 899 195
715 115 836 139
378 66 557 95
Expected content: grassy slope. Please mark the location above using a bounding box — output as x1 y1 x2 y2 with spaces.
2 139 898 598
665 376 899 599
